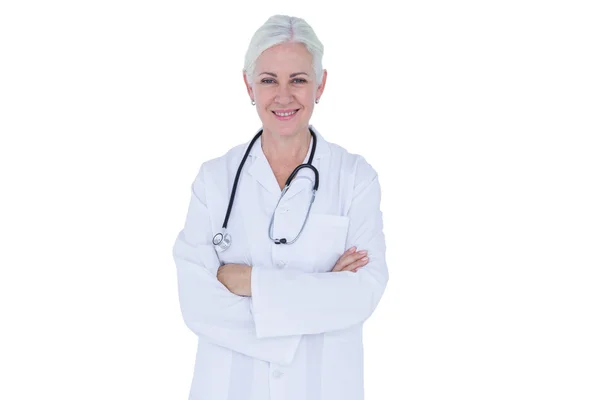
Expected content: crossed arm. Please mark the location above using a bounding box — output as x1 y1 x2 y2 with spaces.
173 157 388 363
173 163 302 365
216 245 369 297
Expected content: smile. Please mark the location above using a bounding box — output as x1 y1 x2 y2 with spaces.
272 109 299 117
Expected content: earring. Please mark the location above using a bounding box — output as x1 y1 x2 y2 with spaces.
251 100 255 105
315 98 320 104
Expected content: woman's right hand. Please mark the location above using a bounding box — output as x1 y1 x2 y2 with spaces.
331 246 369 273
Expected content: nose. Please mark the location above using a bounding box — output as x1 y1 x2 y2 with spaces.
275 84 293 104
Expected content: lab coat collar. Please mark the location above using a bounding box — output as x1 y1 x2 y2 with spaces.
246 124 330 197
247 124 330 161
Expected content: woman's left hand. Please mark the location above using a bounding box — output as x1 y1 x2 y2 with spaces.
217 263 252 297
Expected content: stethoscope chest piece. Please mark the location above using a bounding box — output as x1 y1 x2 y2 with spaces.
213 230 232 252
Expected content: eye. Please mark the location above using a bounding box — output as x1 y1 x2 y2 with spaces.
292 78 307 84
261 79 275 84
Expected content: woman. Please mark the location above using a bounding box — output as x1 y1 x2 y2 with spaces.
173 14 389 400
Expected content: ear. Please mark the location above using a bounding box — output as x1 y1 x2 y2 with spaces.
316 69 327 100
243 71 254 101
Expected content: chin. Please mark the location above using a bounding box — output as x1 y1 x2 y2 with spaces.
265 121 304 137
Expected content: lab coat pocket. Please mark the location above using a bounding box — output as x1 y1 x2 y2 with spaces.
288 213 350 273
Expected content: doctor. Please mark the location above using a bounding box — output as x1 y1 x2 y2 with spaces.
172 14 389 400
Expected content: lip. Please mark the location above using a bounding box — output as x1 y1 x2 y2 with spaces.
272 108 300 121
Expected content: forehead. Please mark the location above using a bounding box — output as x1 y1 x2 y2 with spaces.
255 42 313 73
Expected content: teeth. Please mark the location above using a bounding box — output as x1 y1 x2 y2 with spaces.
274 110 297 117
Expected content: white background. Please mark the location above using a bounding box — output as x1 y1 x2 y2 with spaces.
1 0 599 399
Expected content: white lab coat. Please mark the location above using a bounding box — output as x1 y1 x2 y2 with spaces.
172 125 388 400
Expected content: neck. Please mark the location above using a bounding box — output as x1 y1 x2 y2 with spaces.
261 127 311 165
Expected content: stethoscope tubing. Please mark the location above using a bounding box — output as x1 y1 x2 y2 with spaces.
213 127 319 251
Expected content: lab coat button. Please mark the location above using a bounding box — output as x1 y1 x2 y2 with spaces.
276 260 286 268
272 370 283 379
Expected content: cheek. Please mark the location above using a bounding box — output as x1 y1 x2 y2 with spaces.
253 85 273 98
298 89 316 104
301 102 314 113
299 92 315 109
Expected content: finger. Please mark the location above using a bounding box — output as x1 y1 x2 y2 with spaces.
339 249 366 265
335 254 366 272
332 247 356 271
333 249 367 272
344 246 357 257
340 256 369 272
332 262 345 272
346 257 368 271
342 250 368 266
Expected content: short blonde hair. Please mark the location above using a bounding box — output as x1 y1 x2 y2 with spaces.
243 15 325 88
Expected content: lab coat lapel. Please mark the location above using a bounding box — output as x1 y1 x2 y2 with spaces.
245 125 330 199
247 153 282 197
245 132 282 197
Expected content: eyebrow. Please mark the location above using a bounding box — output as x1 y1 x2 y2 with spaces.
259 72 309 78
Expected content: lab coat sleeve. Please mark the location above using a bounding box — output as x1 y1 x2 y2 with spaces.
250 156 389 338
172 163 302 365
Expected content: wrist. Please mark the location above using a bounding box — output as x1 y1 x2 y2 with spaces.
242 265 252 296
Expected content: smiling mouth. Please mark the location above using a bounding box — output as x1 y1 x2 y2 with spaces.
272 109 299 117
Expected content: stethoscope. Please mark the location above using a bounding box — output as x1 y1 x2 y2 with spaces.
212 127 319 252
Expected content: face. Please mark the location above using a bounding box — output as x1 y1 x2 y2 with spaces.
244 41 327 139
